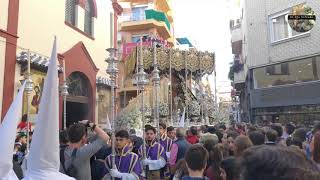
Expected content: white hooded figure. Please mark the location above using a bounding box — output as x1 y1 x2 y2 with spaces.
22 38 74 180
0 82 26 180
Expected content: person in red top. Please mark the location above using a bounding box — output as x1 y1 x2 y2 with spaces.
17 114 32 132
186 126 199 145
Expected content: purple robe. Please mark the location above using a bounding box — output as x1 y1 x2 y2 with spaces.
106 145 143 180
138 140 166 162
160 135 172 178
138 140 168 179
160 134 173 152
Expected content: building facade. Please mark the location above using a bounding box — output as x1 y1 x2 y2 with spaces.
0 0 20 120
117 0 174 110
231 0 320 126
1 0 122 129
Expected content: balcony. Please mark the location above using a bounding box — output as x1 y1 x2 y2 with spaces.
122 36 171 59
233 57 245 84
120 9 172 39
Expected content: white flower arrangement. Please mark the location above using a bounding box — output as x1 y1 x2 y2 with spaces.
116 107 142 130
159 102 169 117
189 101 200 117
144 105 152 117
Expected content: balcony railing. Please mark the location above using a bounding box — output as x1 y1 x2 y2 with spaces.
122 37 169 59
145 9 171 30
121 9 171 31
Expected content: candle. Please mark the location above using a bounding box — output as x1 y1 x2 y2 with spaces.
140 36 143 67
27 49 31 75
110 13 114 48
153 42 156 65
63 59 66 81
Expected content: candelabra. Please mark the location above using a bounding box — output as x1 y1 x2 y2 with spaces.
105 48 119 169
152 42 160 138
133 37 149 160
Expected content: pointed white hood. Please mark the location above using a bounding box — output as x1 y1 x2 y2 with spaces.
0 82 26 180
23 37 74 180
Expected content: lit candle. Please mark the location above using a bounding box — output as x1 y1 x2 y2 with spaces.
63 59 66 81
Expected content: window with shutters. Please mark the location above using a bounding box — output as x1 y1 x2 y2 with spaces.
84 0 94 36
65 0 76 25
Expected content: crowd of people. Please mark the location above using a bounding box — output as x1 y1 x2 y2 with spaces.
11 120 320 180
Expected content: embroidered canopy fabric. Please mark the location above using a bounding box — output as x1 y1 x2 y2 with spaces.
124 47 215 75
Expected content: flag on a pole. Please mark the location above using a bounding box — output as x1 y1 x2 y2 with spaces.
0 82 26 180
179 108 185 128
23 37 74 180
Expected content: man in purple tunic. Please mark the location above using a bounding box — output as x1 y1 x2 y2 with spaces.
159 123 173 153
138 125 166 179
105 130 142 180
159 123 173 179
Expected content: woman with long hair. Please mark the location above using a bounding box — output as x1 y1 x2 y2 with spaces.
204 140 224 180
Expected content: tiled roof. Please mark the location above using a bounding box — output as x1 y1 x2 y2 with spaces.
16 51 63 71
17 51 113 87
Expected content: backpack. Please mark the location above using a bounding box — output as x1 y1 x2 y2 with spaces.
60 147 78 178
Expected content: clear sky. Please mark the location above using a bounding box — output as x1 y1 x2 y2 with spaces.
171 0 240 101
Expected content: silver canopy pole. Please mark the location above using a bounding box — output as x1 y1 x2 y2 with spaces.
106 48 119 169
61 59 69 129
134 37 149 160
152 42 160 138
25 49 34 153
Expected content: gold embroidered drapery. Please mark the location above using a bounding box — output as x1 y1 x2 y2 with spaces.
124 46 215 75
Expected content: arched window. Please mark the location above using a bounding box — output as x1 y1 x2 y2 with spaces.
65 0 76 25
84 0 94 36
67 72 90 97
